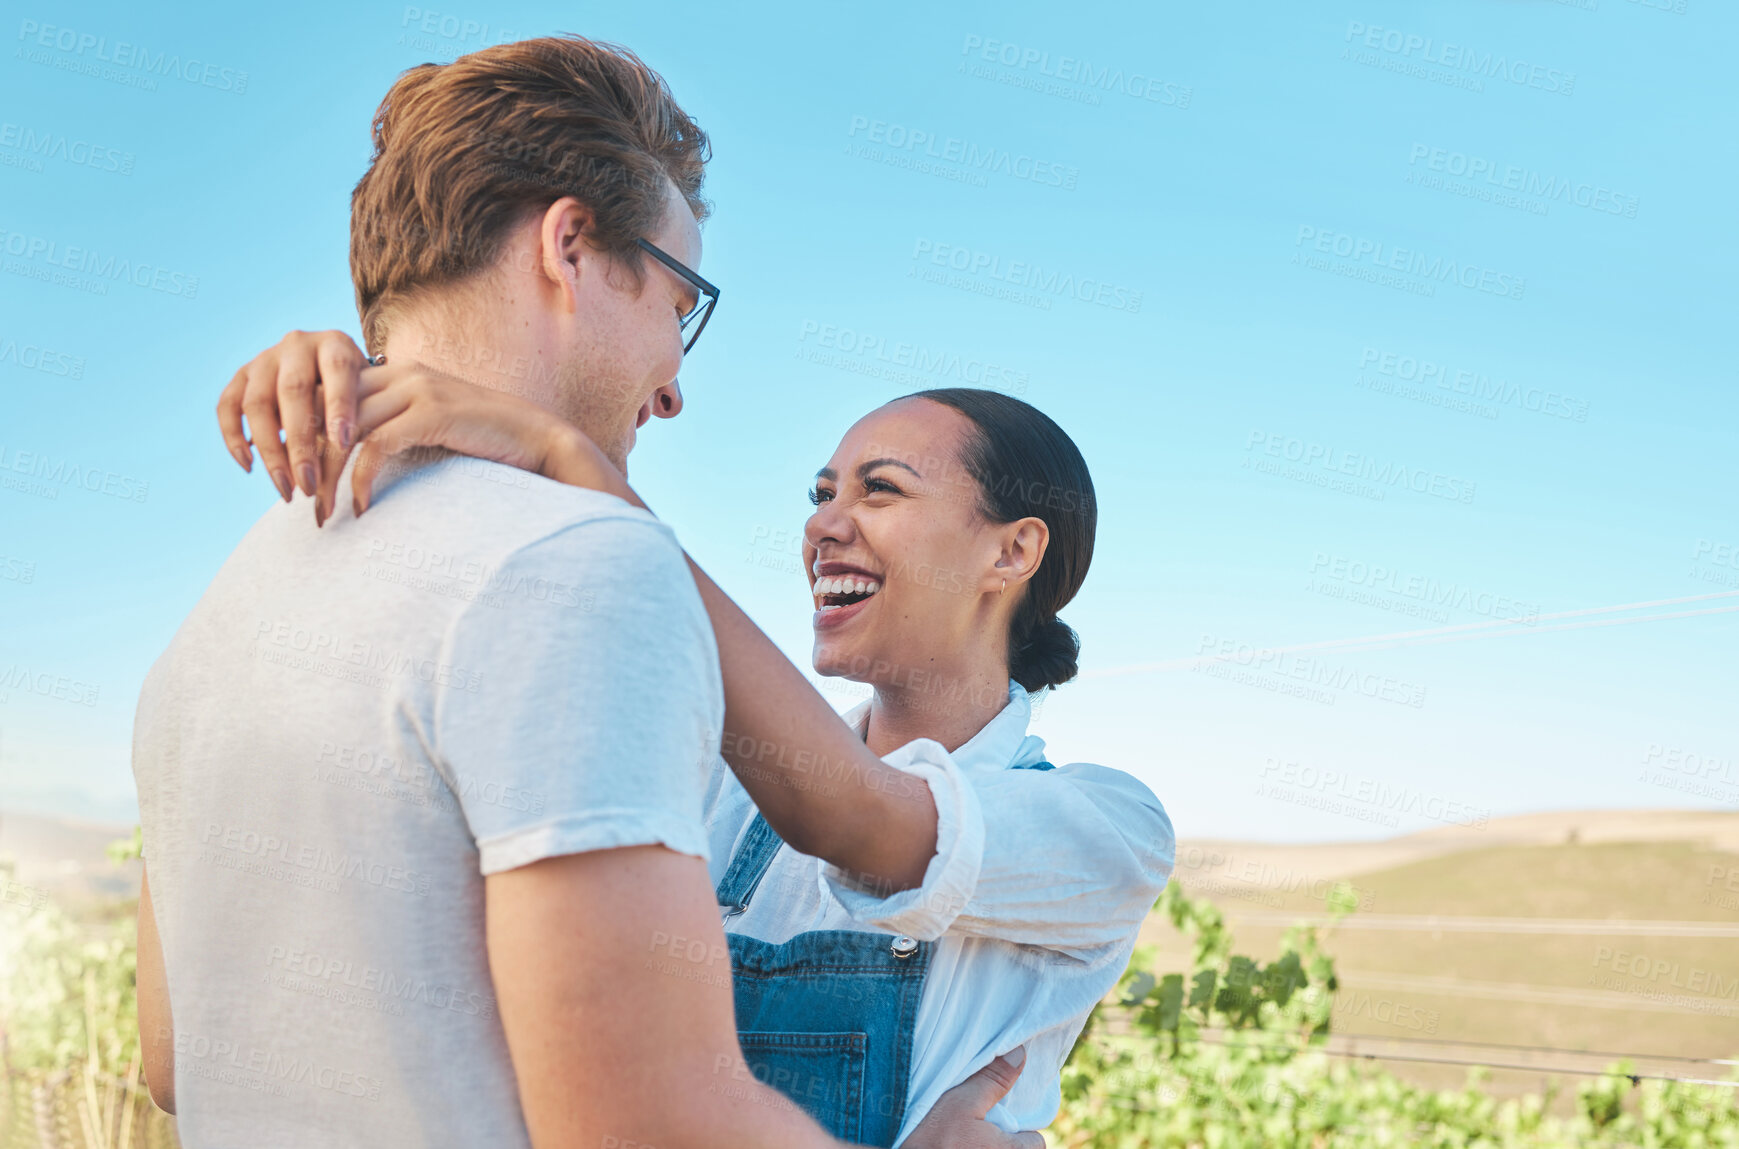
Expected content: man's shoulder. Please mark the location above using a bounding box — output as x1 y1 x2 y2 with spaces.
154 457 685 675
349 455 681 569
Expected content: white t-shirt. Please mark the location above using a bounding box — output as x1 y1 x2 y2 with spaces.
132 455 722 1149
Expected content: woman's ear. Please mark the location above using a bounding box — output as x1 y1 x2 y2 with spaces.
991 517 1049 590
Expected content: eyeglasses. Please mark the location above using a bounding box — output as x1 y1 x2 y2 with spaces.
635 238 719 355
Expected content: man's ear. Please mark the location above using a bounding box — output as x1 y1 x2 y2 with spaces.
538 197 597 303
992 517 1049 590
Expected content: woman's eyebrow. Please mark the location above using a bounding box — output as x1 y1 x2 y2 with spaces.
857 457 923 480
815 459 923 482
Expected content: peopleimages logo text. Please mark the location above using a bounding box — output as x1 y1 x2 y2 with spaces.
1309 552 1541 623
16 19 249 93
1194 635 1428 709
959 34 1193 106
1245 430 1477 505
1343 21 1575 96
1296 226 1524 300
796 320 1029 395
911 239 1141 313
847 115 1078 189
398 7 518 47
0 335 84 379
0 123 134 174
0 664 100 707
0 227 199 298
1359 348 1587 422
0 444 149 502
1407 144 1637 219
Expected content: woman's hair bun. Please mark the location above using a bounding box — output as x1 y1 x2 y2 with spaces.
1012 615 1080 692
904 388 1097 695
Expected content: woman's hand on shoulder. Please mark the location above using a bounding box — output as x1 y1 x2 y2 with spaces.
216 329 365 509
216 329 633 523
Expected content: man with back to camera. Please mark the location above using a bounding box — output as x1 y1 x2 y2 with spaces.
131 35 1032 1148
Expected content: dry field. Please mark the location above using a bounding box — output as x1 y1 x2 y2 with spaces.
1147 808 1739 1099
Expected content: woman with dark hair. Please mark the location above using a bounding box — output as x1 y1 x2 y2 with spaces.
214 355 1172 1147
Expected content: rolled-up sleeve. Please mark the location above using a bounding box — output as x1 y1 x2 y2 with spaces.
954 763 1174 957
823 745 1174 958
820 738 985 941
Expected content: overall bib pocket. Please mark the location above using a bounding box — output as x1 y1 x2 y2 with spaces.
735 1030 867 1141
718 814 932 1147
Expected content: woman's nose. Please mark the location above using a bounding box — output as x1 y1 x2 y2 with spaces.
805 501 854 550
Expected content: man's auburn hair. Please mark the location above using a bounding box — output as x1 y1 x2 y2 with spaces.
350 35 710 353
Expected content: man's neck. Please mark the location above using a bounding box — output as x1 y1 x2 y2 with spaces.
382 307 563 413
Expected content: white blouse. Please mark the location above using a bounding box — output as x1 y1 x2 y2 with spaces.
702 681 1175 1145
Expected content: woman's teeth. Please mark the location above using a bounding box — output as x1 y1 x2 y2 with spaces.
813 575 881 609
814 576 880 596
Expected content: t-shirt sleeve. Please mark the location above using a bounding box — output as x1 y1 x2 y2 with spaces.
431 514 722 876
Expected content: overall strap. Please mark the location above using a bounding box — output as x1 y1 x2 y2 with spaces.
715 812 785 913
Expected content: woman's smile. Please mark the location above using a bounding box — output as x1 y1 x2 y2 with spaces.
812 560 884 628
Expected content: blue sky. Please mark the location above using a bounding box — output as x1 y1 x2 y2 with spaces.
1 0 1733 839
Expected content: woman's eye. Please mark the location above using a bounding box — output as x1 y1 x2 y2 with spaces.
864 477 901 495
808 487 832 506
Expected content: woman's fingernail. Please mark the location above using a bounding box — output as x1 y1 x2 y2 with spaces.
270 470 292 502
298 463 317 495
337 421 354 450
1004 1046 1026 1068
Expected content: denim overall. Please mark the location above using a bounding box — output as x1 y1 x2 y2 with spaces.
716 760 1054 1146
